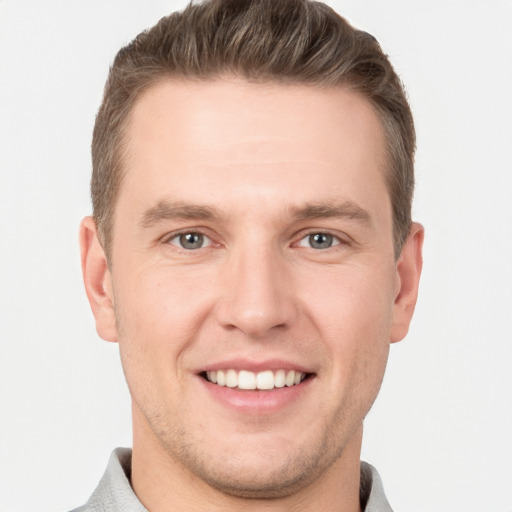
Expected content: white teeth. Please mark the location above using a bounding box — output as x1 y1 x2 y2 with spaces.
216 370 226 386
205 369 306 390
238 370 256 390
285 370 295 387
226 369 238 388
256 370 274 390
274 369 285 388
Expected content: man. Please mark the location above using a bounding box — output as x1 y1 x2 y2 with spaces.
76 0 423 510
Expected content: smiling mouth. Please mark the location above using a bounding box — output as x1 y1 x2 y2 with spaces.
201 369 311 391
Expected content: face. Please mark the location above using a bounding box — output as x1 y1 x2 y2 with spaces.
82 78 423 500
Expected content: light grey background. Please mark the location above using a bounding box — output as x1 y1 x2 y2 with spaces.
1 1 511 511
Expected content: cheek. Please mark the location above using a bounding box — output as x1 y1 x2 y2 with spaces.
112 261 221 384
301 264 394 390
303 263 396 338
111 268 204 395
115 262 213 335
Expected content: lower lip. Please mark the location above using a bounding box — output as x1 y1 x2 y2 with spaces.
199 376 314 414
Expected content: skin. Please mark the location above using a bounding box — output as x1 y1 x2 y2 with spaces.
81 78 423 512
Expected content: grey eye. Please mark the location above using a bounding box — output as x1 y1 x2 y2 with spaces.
170 232 211 250
309 233 333 249
298 232 340 249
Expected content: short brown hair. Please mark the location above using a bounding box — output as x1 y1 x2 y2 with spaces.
92 0 415 259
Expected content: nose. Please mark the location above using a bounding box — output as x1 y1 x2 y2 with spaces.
215 245 298 338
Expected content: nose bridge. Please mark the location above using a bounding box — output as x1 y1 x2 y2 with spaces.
216 236 295 337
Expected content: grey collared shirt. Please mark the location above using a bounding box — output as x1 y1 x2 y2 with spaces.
71 448 393 511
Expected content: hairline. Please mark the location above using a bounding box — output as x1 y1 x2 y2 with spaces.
99 74 407 262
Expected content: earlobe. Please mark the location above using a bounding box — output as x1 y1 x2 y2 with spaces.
80 216 118 342
390 222 424 343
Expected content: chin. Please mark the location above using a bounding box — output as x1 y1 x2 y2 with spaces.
190 453 332 499
159 425 347 500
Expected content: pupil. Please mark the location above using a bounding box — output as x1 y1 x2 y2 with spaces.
310 233 332 249
180 233 203 249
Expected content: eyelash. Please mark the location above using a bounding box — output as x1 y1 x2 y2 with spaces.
164 229 348 252
165 230 214 251
296 231 344 250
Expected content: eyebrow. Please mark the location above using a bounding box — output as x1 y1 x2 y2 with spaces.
139 199 372 229
288 201 372 225
139 201 221 228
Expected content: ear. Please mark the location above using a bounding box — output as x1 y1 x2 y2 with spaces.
80 216 118 342
390 222 424 343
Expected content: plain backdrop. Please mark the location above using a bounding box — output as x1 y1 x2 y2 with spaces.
1 1 511 511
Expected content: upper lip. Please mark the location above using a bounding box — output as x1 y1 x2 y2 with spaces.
199 358 314 374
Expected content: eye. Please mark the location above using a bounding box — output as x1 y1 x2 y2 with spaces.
168 232 212 250
298 232 341 249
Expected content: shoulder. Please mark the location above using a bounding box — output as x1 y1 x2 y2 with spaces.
68 448 146 512
360 461 394 512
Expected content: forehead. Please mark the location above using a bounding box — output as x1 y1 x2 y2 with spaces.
126 78 386 163
118 78 389 222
